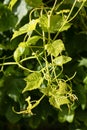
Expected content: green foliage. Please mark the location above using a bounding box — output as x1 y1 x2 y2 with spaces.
49 96 70 109
0 2 17 31
26 36 41 46
25 0 43 7
58 106 75 123
53 55 72 66
6 105 21 124
14 42 27 61
14 36 41 61
0 0 87 130
23 72 43 92
45 39 65 57
79 57 87 67
39 14 72 33
11 19 39 40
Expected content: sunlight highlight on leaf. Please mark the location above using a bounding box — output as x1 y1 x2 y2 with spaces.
53 55 72 66
49 96 70 109
14 42 26 61
22 72 43 93
11 19 39 40
45 39 65 57
26 36 41 46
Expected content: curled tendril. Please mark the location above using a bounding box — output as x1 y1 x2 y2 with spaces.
12 95 45 115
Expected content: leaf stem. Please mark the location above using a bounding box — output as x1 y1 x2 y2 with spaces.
0 62 17 66
20 56 36 63
31 94 45 109
51 55 58 84
53 0 77 40
50 0 57 16
68 1 86 22
17 62 36 73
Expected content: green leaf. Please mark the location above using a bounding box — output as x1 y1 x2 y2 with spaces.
83 76 87 84
26 36 41 46
79 57 87 68
50 15 72 33
0 78 4 88
58 107 74 123
53 55 72 66
7 79 24 102
14 36 40 61
0 44 6 50
50 15 62 32
25 0 43 7
39 15 72 33
39 15 48 32
58 81 71 95
40 81 71 97
49 96 70 109
60 23 72 32
29 116 41 129
41 82 71 109
45 39 65 57
0 3 17 31
14 42 26 61
22 72 43 93
11 19 39 40
6 105 21 123
75 84 86 110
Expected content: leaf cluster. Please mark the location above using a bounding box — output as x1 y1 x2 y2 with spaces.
0 0 87 130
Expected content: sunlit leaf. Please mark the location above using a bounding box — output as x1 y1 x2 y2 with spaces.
39 15 48 32
49 96 70 109
14 42 26 61
25 0 43 7
40 81 71 98
58 80 71 95
26 36 41 46
22 72 43 93
11 19 39 40
13 36 40 61
60 23 72 32
41 82 71 109
40 85 56 96
53 55 72 66
39 14 72 33
50 15 72 33
45 39 65 57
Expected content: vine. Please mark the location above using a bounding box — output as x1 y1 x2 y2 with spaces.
0 0 86 115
